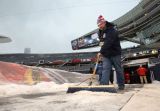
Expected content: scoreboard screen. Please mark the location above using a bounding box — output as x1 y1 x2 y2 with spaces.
71 33 100 50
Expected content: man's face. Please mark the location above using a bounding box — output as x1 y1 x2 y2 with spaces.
98 22 106 30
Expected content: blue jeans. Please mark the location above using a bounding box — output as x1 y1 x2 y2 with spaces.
100 55 125 87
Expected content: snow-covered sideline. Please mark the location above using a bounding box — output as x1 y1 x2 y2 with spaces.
121 81 160 111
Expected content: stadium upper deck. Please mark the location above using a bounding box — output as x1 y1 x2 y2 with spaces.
71 0 160 50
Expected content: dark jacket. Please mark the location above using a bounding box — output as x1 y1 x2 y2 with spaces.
99 21 121 57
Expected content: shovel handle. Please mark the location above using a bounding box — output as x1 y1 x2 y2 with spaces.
92 53 101 77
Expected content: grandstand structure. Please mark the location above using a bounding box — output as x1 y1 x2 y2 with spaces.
0 47 159 69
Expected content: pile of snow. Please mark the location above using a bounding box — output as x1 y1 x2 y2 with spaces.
0 82 75 97
0 66 92 97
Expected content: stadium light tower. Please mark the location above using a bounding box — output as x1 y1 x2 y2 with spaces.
24 48 31 54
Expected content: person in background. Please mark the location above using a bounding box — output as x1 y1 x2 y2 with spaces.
96 61 114 84
136 65 148 84
124 72 130 84
89 67 93 74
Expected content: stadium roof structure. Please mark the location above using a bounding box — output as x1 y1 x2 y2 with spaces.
0 35 12 43
71 0 160 50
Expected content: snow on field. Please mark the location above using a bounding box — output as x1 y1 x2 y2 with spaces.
0 82 134 111
0 81 160 111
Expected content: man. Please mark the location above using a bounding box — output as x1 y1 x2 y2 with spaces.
97 15 125 90
136 65 148 84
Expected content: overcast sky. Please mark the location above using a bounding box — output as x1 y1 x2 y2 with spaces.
0 0 140 54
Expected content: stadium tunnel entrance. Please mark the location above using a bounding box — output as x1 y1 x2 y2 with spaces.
123 63 151 84
123 58 152 84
